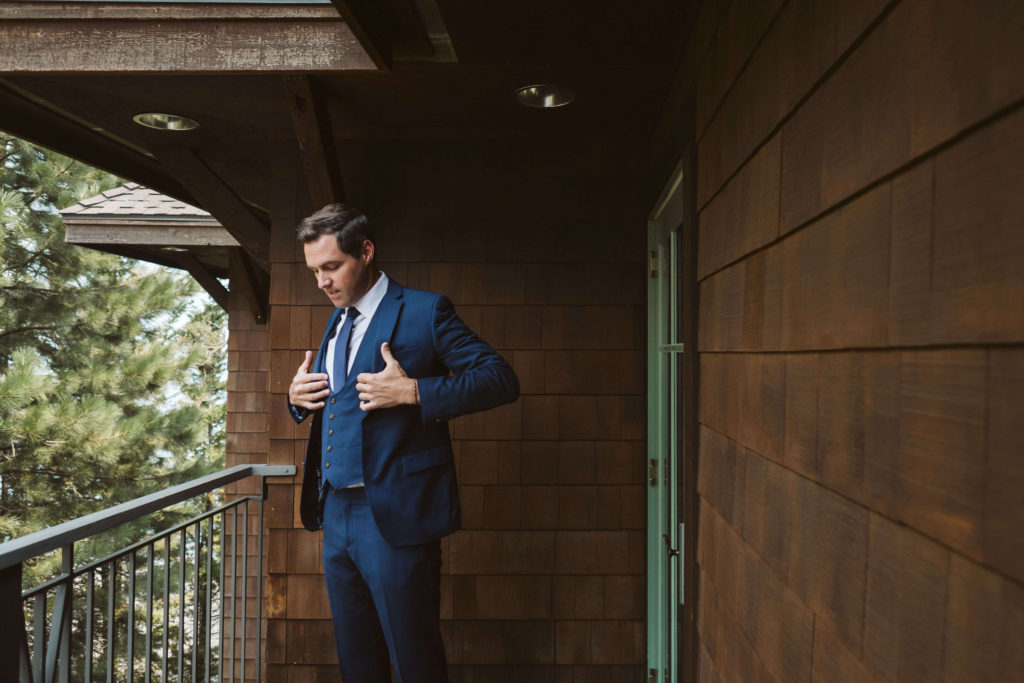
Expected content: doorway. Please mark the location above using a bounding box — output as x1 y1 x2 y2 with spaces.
646 152 698 682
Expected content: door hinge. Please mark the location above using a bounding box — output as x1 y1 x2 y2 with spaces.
649 250 658 278
649 459 658 487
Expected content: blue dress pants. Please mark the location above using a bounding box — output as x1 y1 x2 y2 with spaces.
322 487 448 683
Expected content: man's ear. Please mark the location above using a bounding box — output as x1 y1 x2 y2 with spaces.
362 239 375 265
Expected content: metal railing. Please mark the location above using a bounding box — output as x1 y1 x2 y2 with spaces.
0 464 295 683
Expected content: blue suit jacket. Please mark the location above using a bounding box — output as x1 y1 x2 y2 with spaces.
291 278 519 546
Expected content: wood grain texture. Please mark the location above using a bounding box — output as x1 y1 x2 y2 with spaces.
0 15 374 73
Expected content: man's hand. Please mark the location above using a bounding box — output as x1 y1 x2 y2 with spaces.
288 351 330 410
356 343 417 411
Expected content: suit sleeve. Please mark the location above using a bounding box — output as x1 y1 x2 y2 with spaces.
416 295 519 423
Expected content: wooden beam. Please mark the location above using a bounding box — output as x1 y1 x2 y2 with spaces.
172 253 231 312
0 81 197 205
0 3 338 21
329 0 394 71
0 4 375 73
155 148 270 272
64 220 239 248
231 249 269 325
284 76 346 209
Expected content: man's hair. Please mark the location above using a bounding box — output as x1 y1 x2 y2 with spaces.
296 203 375 260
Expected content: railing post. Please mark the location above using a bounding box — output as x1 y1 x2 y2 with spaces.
1 563 29 681
257 476 267 683
58 544 73 683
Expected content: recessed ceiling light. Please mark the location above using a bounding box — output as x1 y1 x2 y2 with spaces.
160 246 190 253
132 112 200 131
515 84 575 108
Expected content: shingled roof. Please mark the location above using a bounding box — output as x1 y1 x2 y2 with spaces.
62 182 214 220
61 183 237 248
61 183 238 311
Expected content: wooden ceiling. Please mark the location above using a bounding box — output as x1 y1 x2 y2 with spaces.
0 0 695 282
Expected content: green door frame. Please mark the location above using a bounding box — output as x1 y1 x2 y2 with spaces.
646 150 698 683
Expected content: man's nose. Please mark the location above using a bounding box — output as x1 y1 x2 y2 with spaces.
317 273 330 289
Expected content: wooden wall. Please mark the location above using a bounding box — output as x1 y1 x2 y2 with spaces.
661 0 1024 680
225 259 274 680
229 136 651 681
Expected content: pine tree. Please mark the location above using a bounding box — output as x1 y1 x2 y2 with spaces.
0 133 227 583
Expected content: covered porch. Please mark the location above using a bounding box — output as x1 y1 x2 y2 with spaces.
2 0 1022 681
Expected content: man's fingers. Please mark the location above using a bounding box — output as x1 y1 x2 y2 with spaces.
379 343 407 377
299 350 314 372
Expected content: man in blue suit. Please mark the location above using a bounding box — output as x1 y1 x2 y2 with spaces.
287 204 518 683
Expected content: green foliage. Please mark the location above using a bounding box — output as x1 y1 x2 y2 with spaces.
0 133 227 583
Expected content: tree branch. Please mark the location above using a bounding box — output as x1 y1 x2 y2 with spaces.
0 324 56 341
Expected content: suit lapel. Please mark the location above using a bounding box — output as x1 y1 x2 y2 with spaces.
368 278 405 373
314 307 344 374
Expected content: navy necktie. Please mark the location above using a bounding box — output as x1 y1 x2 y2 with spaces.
333 306 359 385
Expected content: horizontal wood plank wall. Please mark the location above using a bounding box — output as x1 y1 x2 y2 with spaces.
680 0 1024 681
257 137 649 681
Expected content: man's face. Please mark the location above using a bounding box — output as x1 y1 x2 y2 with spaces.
304 233 374 308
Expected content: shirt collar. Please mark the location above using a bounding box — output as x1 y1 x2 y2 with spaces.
349 271 388 321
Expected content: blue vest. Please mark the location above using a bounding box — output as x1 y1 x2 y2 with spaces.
321 312 380 489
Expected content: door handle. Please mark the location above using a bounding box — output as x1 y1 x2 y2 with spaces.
662 534 679 558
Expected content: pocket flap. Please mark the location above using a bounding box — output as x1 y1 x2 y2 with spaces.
401 447 453 474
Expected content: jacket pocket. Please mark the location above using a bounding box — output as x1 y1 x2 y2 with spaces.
401 446 453 475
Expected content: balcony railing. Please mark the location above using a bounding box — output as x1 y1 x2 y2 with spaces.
0 464 295 683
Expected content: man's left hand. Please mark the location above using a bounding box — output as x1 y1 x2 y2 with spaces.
356 343 418 411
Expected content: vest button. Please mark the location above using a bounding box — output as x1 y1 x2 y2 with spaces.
326 446 332 452
325 462 331 468
329 414 335 419
328 429 334 436
330 398 336 404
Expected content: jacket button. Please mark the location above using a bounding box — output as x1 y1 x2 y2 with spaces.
326 446 332 452
325 462 331 468
328 429 334 436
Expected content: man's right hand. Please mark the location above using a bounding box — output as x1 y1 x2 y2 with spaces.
288 351 330 410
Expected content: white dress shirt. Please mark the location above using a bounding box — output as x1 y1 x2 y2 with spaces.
325 272 389 392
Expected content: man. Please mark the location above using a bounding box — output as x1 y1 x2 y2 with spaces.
287 203 518 683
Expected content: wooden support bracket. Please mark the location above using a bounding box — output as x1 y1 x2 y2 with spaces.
172 252 231 312
155 147 271 272
284 75 346 209
230 248 269 325
0 80 197 205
